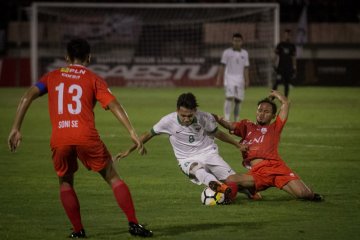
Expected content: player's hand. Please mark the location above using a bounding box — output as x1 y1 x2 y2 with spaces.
238 143 249 152
137 145 147 156
134 138 146 155
113 150 131 162
269 90 281 99
129 131 146 156
8 129 22 152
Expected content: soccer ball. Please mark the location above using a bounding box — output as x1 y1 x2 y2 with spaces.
201 187 225 206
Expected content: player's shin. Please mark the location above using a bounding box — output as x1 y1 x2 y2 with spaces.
60 184 83 232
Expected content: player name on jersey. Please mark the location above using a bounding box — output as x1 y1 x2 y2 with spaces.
58 120 79 129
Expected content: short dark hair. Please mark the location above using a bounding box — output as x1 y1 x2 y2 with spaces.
257 98 277 114
233 33 243 39
177 92 198 110
67 38 91 62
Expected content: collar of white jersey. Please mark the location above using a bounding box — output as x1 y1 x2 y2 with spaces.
177 115 198 126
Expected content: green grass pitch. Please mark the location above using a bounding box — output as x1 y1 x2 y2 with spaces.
0 86 359 239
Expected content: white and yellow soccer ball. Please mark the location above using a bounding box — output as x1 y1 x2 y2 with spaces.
201 187 225 206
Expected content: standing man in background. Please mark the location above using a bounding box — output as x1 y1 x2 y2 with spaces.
217 33 250 122
272 29 297 97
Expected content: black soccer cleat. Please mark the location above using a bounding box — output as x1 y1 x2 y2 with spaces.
129 222 153 237
312 193 324 202
68 229 86 238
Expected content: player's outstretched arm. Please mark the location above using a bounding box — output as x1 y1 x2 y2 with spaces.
8 86 40 152
213 129 248 152
212 114 235 131
269 90 290 121
108 99 145 155
113 131 154 162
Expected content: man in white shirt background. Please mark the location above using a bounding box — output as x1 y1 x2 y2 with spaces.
217 33 250 121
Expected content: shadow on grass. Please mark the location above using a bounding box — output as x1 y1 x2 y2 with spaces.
154 221 262 237
88 221 263 238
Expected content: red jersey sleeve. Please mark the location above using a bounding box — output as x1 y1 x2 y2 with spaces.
274 115 287 132
94 76 115 109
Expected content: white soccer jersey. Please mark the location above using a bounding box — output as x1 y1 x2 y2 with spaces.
221 48 249 86
152 111 219 160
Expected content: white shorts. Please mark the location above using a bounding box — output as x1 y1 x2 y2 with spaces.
178 148 235 185
225 85 245 101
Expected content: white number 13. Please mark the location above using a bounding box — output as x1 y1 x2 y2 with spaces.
55 83 82 114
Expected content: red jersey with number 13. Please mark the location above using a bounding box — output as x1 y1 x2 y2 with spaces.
36 64 115 148
233 116 287 167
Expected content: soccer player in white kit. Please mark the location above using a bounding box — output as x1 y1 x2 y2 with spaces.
217 33 250 121
115 93 247 204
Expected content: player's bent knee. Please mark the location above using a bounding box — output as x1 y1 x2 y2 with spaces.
189 162 203 176
99 163 120 185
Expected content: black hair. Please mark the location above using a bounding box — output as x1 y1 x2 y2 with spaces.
285 29 292 33
257 98 277 114
67 38 91 62
177 92 199 110
233 33 243 39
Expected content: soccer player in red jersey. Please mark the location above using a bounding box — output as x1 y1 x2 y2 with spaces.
8 39 153 237
213 90 323 201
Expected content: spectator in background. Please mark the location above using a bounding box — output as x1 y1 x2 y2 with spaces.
272 29 297 97
217 33 250 121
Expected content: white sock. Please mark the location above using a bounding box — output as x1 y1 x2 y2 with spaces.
194 168 218 186
224 99 232 121
234 101 241 121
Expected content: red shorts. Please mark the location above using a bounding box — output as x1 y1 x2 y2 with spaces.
248 159 300 191
51 141 111 177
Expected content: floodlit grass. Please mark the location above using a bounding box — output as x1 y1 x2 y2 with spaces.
1 86 359 239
